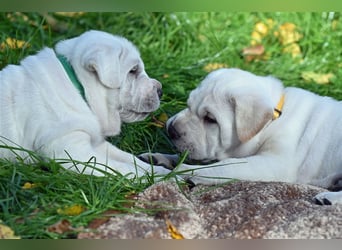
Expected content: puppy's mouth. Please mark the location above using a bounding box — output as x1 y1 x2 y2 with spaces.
129 109 150 116
120 109 151 122
184 157 219 165
171 146 219 165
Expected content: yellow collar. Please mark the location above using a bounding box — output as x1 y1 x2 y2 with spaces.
273 94 285 120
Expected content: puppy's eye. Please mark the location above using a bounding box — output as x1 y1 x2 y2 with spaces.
204 113 217 124
129 65 139 74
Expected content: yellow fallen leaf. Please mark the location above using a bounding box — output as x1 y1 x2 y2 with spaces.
57 204 85 216
251 31 263 45
0 37 29 50
282 43 302 58
254 22 269 36
251 19 275 45
150 113 169 128
274 22 302 45
22 182 38 189
301 71 335 84
158 112 169 123
0 222 20 239
165 219 184 239
249 20 303 62
203 62 228 72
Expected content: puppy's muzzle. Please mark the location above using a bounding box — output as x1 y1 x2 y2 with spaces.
157 87 163 99
153 79 163 99
167 122 181 140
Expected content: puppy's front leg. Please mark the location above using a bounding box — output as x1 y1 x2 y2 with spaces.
97 143 172 177
176 156 296 185
314 191 342 205
41 132 170 178
138 152 180 170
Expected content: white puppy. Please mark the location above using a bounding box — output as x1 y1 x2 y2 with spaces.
143 68 342 205
0 30 170 178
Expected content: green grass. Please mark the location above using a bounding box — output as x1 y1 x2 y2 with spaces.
1 12 342 239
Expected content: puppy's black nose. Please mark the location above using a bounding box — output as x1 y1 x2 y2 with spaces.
167 123 180 140
157 88 163 99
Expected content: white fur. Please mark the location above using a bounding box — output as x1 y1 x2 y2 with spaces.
0 30 169 178
166 68 342 205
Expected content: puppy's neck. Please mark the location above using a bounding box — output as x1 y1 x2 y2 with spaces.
57 54 86 101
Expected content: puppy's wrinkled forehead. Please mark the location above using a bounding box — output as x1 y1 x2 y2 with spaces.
95 32 143 66
188 68 232 106
111 37 142 62
189 68 263 101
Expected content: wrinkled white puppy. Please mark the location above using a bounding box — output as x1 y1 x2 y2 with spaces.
142 68 342 205
0 30 170 178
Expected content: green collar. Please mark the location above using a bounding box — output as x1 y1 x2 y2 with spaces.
57 54 86 100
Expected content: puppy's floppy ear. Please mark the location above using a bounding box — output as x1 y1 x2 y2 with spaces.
83 47 122 89
55 37 79 58
56 37 122 89
230 94 273 143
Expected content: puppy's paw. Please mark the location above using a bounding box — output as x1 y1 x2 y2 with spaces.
313 191 342 205
138 153 179 170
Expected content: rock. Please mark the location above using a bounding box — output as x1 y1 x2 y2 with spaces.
78 181 342 239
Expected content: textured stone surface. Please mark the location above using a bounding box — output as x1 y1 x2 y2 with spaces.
78 181 342 239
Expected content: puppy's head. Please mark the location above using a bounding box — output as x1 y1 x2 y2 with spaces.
55 30 162 135
166 68 283 162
